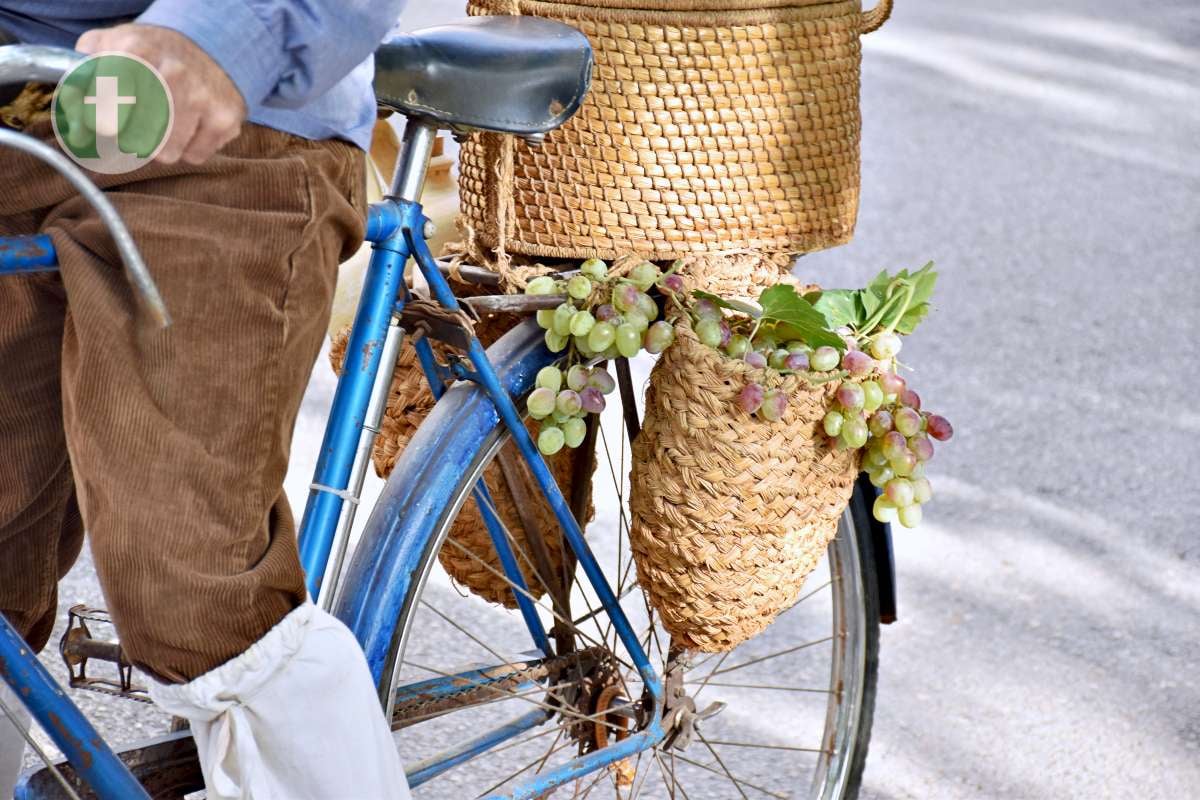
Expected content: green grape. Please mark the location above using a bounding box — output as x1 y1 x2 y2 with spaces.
552 303 575 336
696 318 723 348
526 387 556 419
567 275 593 300
536 309 556 330
823 411 844 437
881 431 907 460
537 425 565 455
616 324 642 358
868 464 895 488
869 410 894 438
884 478 914 507
872 495 898 524
754 335 777 353
865 444 889 468
613 283 639 312
644 321 675 354
525 276 556 295
910 461 927 480
603 344 621 361
810 346 840 372
861 380 884 413
587 321 616 352
695 299 721 320
769 349 791 370
623 310 650 332
567 364 591 392
786 341 809 355
725 335 750 358
890 449 917 477
841 416 869 449
630 261 661 291
912 477 933 504
837 383 866 411
870 331 903 360
759 389 788 421
536 366 563 392
562 416 588 448
635 293 658 321
894 407 922 437
897 504 922 528
544 330 568 353
551 409 572 424
556 389 583 416
580 258 608 280
569 309 596 337
588 369 616 395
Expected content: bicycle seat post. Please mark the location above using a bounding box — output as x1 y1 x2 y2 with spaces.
390 118 438 203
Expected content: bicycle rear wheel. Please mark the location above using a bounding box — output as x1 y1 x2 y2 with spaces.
341 320 880 799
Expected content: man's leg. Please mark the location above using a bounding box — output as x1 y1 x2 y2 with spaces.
0 211 83 797
47 125 406 798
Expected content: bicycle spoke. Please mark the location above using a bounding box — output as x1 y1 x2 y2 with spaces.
687 681 832 694
706 636 835 680
695 736 751 800
441 536 636 674
572 767 608 799
471 730 574 798
674 746 788 800
706 739 830 755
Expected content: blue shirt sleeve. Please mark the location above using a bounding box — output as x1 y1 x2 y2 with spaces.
137 0 408 111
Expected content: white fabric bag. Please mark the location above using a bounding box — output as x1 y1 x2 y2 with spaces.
151 603 410 800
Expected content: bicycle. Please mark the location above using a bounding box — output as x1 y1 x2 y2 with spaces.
0 15 896 800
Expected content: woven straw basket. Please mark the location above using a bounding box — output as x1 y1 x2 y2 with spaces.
629 315 860 652
330 315 593 608
461 0 892 262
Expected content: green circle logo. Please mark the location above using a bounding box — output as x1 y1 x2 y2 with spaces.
52 52 173 175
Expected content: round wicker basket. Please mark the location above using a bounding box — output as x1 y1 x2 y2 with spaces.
629 315 859 652
461 0 892 262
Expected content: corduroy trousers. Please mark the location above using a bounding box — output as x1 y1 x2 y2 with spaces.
0 120 364 683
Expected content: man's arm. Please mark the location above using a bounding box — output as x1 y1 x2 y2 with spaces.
77 0 408 165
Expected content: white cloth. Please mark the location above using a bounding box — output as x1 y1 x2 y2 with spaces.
150 603 410 800
0 681 31 800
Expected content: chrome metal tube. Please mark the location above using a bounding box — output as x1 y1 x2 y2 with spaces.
0 127 170 326
0 44 80 85
389 119 437 203
320 320 405 611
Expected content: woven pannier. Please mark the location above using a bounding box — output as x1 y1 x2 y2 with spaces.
331 309 594 608
461 0 892 263
629 315 859 652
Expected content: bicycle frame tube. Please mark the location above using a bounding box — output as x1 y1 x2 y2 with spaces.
0 234 56 273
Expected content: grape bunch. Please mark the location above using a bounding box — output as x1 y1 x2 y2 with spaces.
524 258 676 454
824 351 955 528
686 294 845 423
679 274 955 529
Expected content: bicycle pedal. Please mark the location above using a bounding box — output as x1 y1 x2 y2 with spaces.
58 604 150 704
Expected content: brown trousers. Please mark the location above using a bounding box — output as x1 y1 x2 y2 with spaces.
0 121 365 682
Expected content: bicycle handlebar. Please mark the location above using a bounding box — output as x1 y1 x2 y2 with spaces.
0 45 170 327
0 44 82 86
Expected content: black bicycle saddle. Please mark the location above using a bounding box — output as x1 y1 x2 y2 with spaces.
374 16 593 137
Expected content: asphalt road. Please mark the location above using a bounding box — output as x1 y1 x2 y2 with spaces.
20 0 1200 797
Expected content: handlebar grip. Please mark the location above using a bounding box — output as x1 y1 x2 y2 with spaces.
0 45 84 87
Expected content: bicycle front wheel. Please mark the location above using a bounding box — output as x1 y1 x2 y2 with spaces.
340 319 880 799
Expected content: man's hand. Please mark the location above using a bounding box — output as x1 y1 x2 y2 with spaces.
77 24 247 165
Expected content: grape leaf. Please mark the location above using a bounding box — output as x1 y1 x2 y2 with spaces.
692 290 762 318
757 285 845 351
811 289 862 329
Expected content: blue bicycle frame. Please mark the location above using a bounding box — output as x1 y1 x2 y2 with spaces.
0 118 665 800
